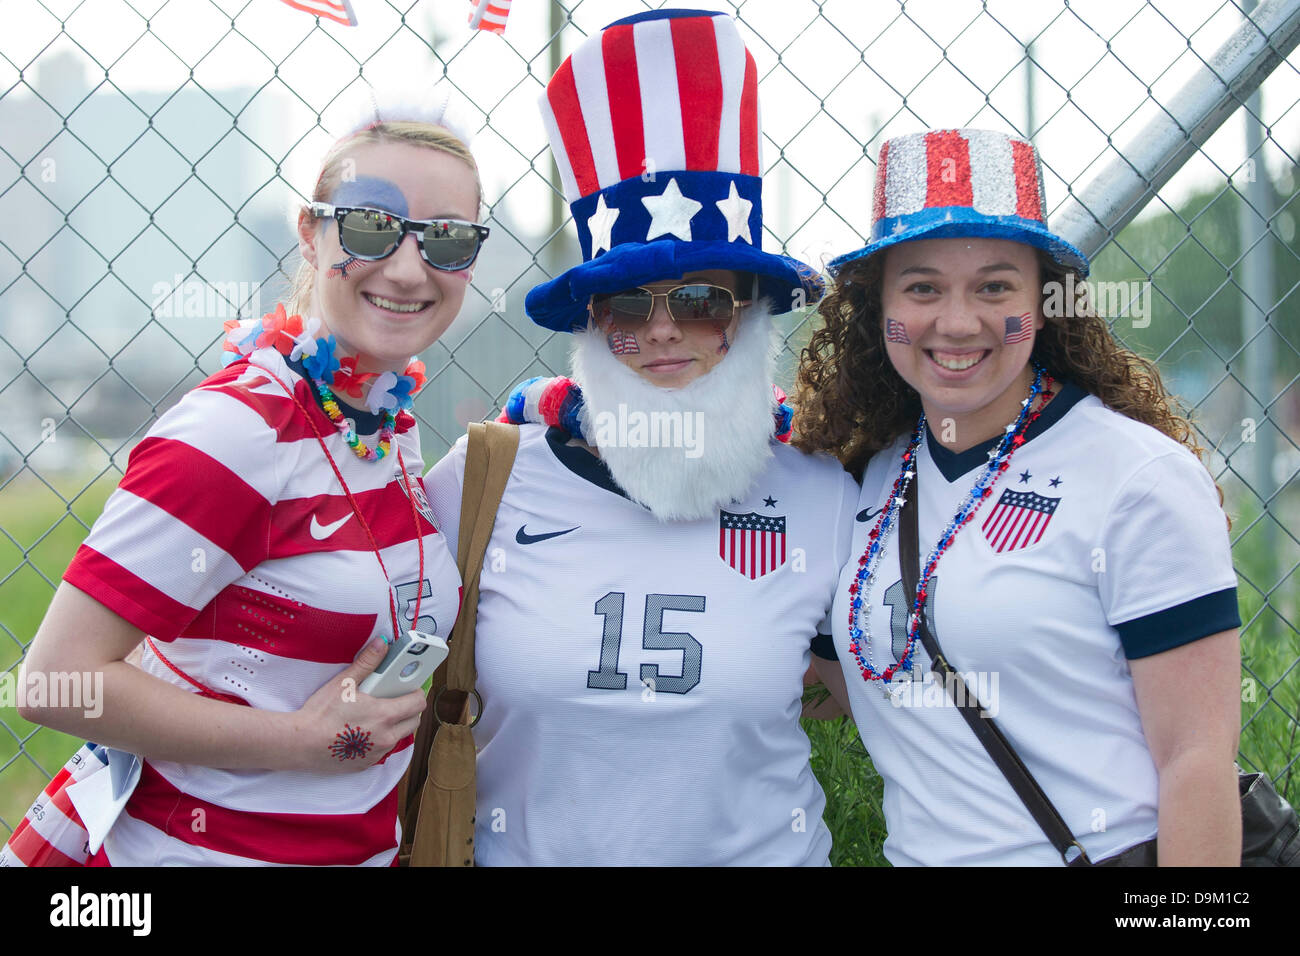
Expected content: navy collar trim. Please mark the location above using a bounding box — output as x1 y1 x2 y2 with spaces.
546 426 631 500
286 355 387 434
925 381 1087 483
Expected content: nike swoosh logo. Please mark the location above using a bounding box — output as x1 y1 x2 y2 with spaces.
856 507 884 523
310 512 355 540
516 525 579 545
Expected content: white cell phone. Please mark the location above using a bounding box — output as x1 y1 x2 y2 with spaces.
359 630 449 698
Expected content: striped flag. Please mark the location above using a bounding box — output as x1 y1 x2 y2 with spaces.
606 329 640 355
886 317 911 344
0 743 107 867
469 0 511 33
278 0 358 27
981 488 1060 553
719 510 786 580
1003 312 1033 344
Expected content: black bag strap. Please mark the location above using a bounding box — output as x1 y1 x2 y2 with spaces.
898 470 1093 866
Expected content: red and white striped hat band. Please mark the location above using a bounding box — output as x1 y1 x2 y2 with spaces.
541 10 759 204
829 128 1090 276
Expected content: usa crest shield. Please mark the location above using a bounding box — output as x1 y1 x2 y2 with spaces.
981 488 1060 553
719 510 786 579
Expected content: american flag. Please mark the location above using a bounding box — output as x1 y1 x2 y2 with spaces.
981 487 1060 553
1004 312 1033 344
719 510 787 580
607 329 640 354
469 0 511 33
886 317 911 344
278 0 358 27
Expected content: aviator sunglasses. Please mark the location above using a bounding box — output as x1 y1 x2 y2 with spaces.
591 284 749 330
310 203 490 272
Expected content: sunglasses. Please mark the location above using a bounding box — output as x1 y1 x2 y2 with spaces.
309 203 490 272
591 284 748 330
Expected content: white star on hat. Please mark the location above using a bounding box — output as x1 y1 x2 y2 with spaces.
642 177 702 242
587 194 619 256
715 180 753 244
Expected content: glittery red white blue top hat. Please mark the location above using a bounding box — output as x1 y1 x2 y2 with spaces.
828 128 1090 277
524 8 827 332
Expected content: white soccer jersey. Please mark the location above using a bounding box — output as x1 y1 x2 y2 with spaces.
62 343 460 866
426 424 858 865
825 384 1239 866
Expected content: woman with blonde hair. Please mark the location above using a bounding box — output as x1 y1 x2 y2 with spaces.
796 129 1242 866
13 96 488 866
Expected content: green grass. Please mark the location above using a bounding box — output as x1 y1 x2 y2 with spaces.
0 471 119 832
0 474 1293 865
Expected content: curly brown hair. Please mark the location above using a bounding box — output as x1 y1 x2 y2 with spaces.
792 247 1204 479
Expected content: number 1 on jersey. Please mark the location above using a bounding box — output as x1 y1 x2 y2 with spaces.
586 591 705 694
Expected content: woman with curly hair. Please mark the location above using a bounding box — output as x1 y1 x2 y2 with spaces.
795 129 1242 866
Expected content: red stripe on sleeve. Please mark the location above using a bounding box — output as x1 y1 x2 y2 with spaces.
671 17 722 170
872 139 891 225
603 25 646 182
924 130 973 209
125 760 403 865
548 58 600 196
739 51 760 175
205 375 335 446
65 546 201 641
1012 139 1043 220
118 437 271 571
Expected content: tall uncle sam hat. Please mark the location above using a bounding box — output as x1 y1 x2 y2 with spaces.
828 128 1090 278
524 8 827 332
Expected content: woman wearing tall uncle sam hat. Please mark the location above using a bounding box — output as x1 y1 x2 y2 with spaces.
11 89 487 866
425 9 856 865
795 128 1243 865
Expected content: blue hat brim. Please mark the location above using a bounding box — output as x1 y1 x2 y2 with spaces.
827 208 1090 278
525 240 826 332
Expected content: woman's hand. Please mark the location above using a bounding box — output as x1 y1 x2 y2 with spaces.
21 583 425 773
288 638 428 773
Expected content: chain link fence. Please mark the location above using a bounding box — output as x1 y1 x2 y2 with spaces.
1 0 1297 840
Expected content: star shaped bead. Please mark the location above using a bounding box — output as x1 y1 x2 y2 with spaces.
715 180 753 243
642 177 702 242
587 194 619 256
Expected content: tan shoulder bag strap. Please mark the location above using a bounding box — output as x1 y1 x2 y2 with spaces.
404 420 518 866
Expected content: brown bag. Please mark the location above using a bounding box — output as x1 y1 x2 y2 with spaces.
397 421 518 866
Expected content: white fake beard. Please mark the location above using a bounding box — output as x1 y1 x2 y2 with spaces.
569 303 779 522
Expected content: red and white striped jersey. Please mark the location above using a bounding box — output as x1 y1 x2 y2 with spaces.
62 344 460 866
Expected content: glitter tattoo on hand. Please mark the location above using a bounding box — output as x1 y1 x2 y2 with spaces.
327 256 362 279
329 723 374 761
885 317 911 344
607 329 640 354
1004 312 1033 344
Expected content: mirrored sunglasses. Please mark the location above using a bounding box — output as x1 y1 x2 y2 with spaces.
310 203 490 272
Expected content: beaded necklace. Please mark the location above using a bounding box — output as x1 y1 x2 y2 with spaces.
848 365 1055 697
223 306 428 462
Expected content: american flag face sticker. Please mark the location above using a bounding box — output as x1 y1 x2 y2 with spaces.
1004 312 1033 344
886 318 911 344
607 329 640 354
981 487 1060 553
720 510 787 579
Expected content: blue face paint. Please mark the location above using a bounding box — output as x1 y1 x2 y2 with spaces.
330 176 409 216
